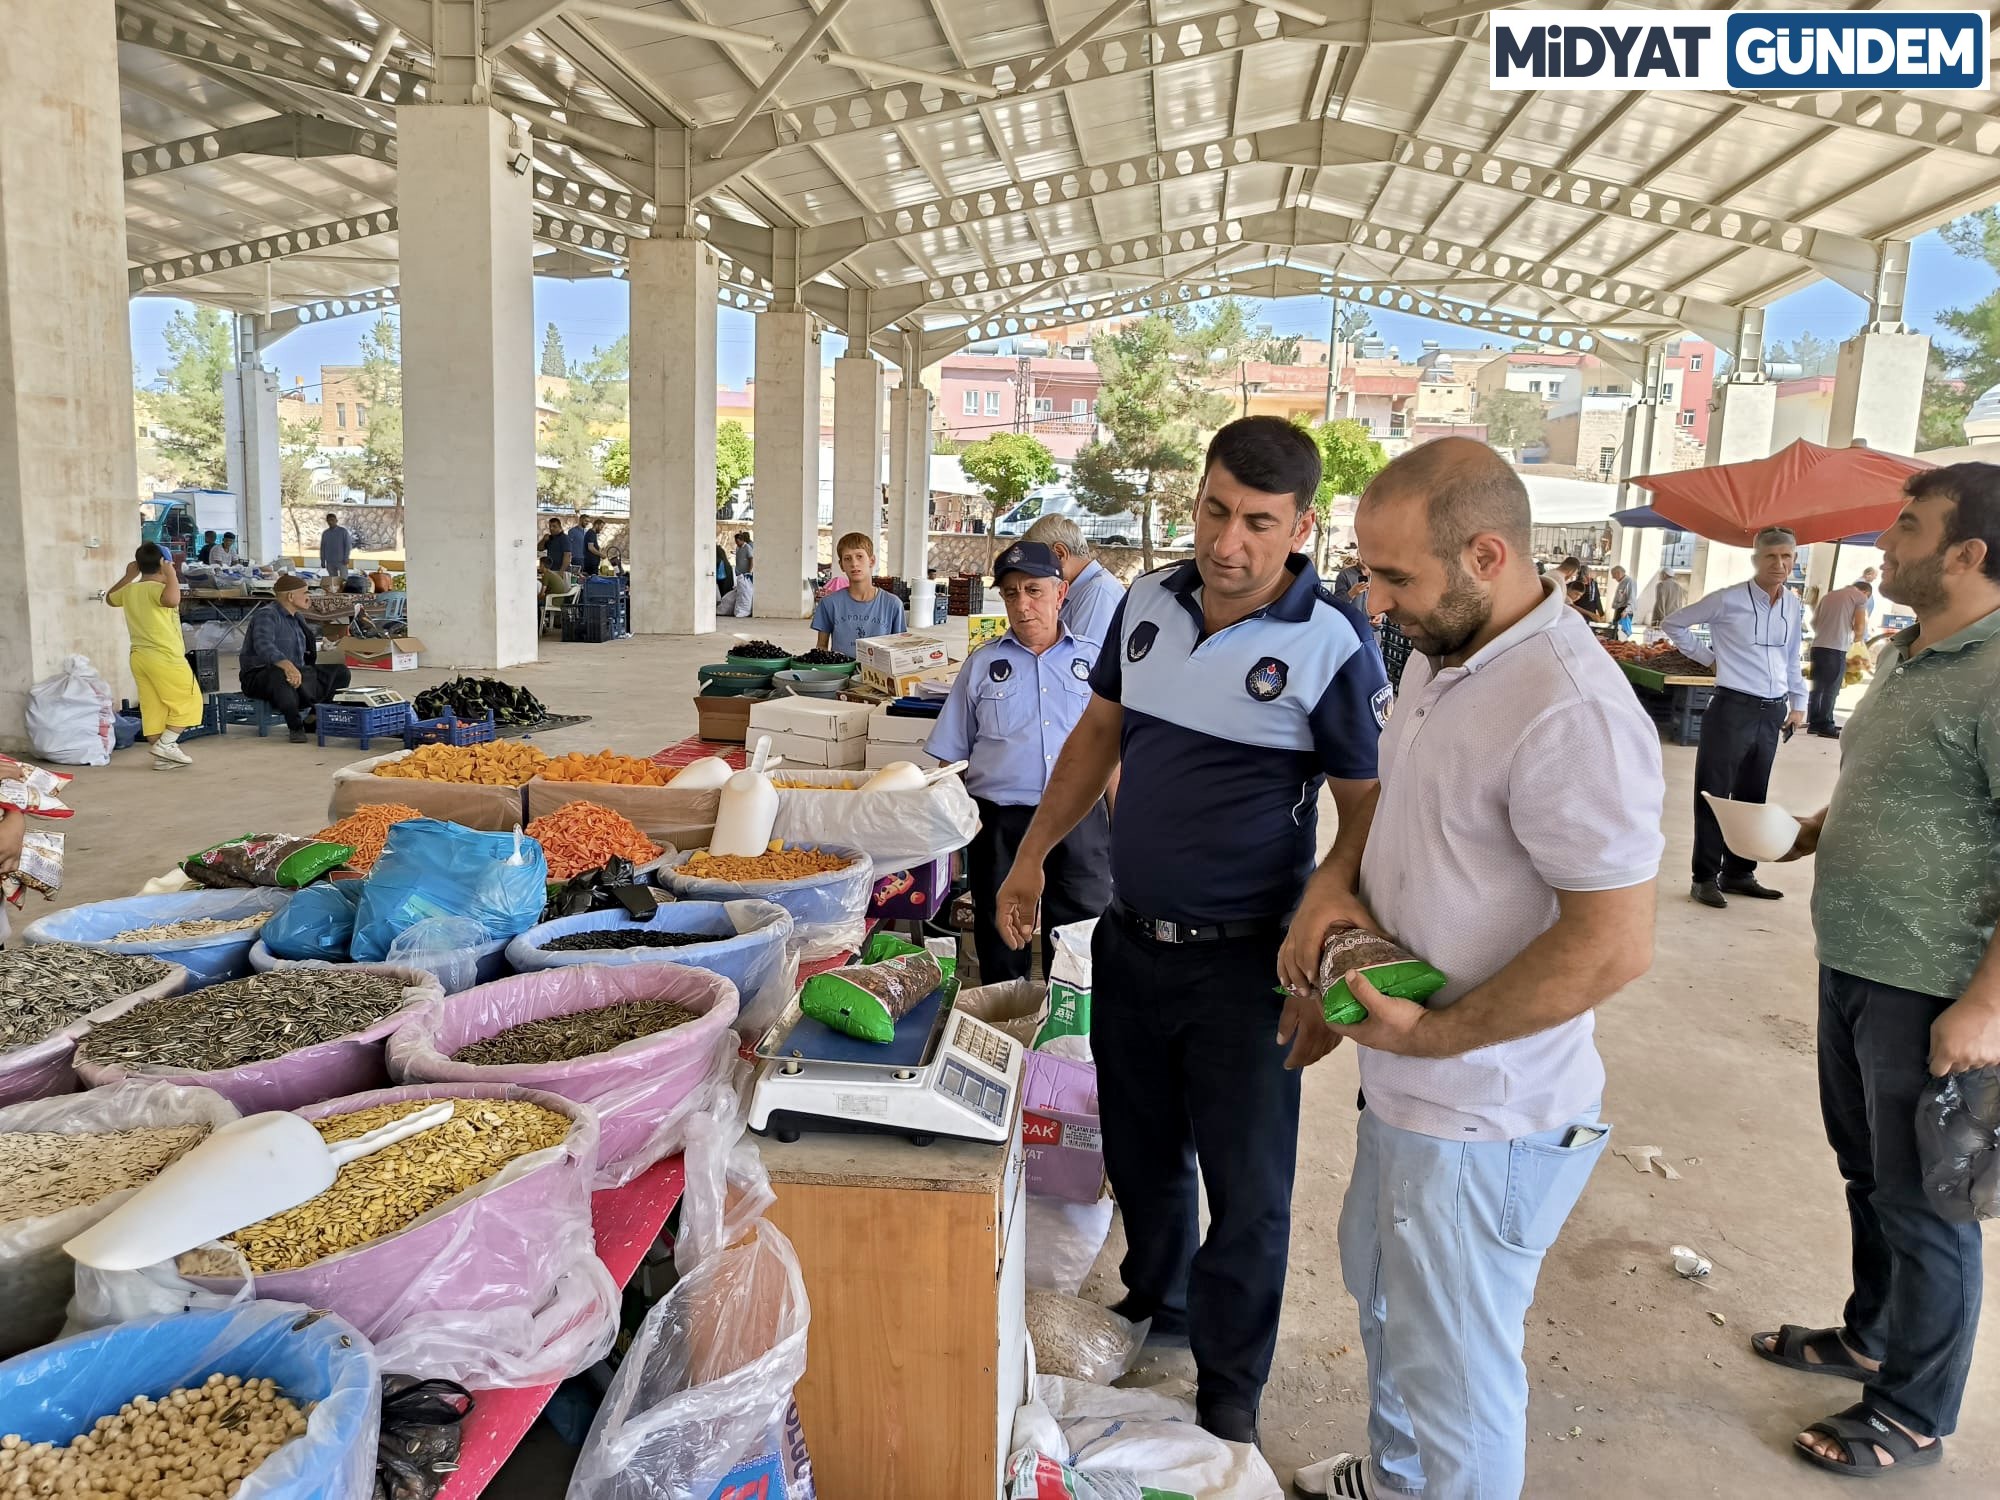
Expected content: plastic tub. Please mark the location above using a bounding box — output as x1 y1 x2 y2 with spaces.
22 888 294 990
697 664 774 695
248 934 511 994
662 844 873 964
770 670 843 698
0 962 191 1109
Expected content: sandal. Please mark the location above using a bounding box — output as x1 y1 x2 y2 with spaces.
1753 1324 1873 1382
1797 1403 1943 1478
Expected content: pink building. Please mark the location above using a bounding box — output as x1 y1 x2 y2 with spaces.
935 352 1102 461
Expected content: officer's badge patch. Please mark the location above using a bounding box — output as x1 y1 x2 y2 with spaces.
1246 657 1288 701
989 657 1012 682
1127 620 1158 662
1071 655 1090 680
1371 683 1393 728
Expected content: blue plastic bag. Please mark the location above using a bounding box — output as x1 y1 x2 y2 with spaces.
261 881 365 961
22 888 293 990
0 1304 380 1500
350 819 548 963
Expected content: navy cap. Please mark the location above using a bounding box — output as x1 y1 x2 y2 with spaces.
992 540 1063 582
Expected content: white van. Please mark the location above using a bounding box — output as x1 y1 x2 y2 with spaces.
993 485 1146 547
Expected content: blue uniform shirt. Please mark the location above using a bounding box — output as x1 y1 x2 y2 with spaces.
1062 560 1125 646
926 627 1098 806
812 587 906 659
1091 555 1388 924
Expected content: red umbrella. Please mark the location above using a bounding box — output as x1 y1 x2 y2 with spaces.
1630 439 1932 546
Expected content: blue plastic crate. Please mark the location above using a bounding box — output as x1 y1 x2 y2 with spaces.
215 691 277 737
315 699 412 749
175 693 226 743
402 707 498 748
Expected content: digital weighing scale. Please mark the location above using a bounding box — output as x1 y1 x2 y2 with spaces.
749 978 1023 1146
331 685 409 709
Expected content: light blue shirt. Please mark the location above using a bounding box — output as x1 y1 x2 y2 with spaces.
1663 581 1808 710
1061 559 1125 646
811 587 905 658
926 627 1097 806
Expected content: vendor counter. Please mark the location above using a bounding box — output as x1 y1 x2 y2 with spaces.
761 1107 1028 1500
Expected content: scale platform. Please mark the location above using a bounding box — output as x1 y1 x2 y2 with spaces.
750 978 1022 1146
331 686 408 709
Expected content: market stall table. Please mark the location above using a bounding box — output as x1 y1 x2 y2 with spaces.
1617 658 1717 746
437 1153 686 1500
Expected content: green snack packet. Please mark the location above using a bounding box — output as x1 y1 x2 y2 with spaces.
1317 925 1447 1025
800 951 946 1043
181 834 355 890
861 927 956 979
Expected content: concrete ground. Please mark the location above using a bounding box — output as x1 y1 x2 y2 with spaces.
22 628 1997 1496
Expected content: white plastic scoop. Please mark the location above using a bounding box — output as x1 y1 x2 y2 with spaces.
1702 792 1803 863
65 1101 455 1271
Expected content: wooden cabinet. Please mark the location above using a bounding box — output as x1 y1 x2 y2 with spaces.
763 1111 1027 1499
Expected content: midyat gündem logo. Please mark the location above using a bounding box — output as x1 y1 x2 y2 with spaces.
1489 8 1989 91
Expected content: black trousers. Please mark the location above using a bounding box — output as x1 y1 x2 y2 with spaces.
1093 910 1299 1412
1691 688 1785 881
240 662 350 731
965 797 1110 983
1819 966 1983 1437
1809 646 1846 733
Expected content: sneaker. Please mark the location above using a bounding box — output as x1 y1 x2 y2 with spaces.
150 740 192 768
288 727 310 744
1295 1453 1373 1497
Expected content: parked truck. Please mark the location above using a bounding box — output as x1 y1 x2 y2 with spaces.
140 489 242 559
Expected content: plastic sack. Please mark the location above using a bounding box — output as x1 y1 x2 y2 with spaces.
958 980 1052 1051
72 1083 618 1391
387 963 740 1188
1036 919 1098 1053
1025 1292 1143 1384
22 887 293 990
799 951 944 1044
568 1074 816 1500
0 960 190 1110
375 1376 473 1500
1009 1379 1282 1500
73 965 446 1115
663 844 873 964
1918 1066 2000 1223
352 821 549 962
388 917 499 997
0 1083 240 1359
0 1304 381 1500
1026 1195 1115 1298
25 655 114 767
508 900 795 1041
182 834 353 890
766 768 979 872
263 881 366 961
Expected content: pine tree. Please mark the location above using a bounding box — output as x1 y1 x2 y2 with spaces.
540 323 568 379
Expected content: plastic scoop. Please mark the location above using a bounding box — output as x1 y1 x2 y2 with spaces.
1701 792 1802 863
64 1101 455 1271
921 760 968 786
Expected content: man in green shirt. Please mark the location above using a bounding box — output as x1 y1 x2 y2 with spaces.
1750 464 2000 1480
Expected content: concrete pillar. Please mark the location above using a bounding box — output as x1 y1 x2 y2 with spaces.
0 0 136 746
1707 379 1777 465
397 104 537 668
887 382 912 576
896 385 932 580
224 340 283 565
752 311 819 619
831 355 883 557
1827 330 1928 453
629 236 717 635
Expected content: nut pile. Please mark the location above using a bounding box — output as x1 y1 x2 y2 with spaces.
372 742 549 786
0 1125 209 1221
111 914 269 943
186 1098 570 1274
679 845 853 883
728 640 788 659
451 998 701 1066
537 929 722 953
0 1373 309 1500
77 971 410 1074
0 946 174 1051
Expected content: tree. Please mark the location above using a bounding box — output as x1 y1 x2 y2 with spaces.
1479 388 1546 453
1259 333 1302 365
932 432 966 456
601 436 630 489
338 314 404 524
278 418 321 507
1298 418 1388 570
959 432 1057 527
569 335 630 436
540 323 568 379
716 419 753 507
149 307 233 486
538 401 600 508
1920 208 2000 450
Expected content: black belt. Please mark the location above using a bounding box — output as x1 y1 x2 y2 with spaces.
1114 899 1281 945
1715 687 1787 706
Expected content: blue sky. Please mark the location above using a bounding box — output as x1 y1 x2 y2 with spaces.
130 228 1984 397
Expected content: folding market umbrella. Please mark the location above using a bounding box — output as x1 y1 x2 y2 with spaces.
1628 439 1932 546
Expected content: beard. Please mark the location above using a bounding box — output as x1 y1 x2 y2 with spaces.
1882 548 1947 611
1394 560 1490 659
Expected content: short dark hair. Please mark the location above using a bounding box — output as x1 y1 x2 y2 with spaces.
1560 554 1582 570
1203 417 1322 514
1905 463 2000 582
325 511 339 524
222 531 235 542
134 542 164 573
1362 436 1532 560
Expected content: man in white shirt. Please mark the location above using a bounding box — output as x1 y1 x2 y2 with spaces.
1023 514 1125 645
1283 438 1663 1500
1807 579 1871 738
1662 527 1807 909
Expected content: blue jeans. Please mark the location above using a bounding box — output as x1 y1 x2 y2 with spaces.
1339 1104 1610 1499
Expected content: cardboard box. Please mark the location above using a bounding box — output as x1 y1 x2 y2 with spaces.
858 663 958 698
1021 1050 1105 1203
692 693 753 744
763 729 867 768
966 613 1007 648
345 650 419 672
870 855 949 920
868 705 939 745
856 632 948 678
864 742 940 771
748 697 872 742
343 635 427 661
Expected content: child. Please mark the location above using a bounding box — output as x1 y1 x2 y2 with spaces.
107 543 202 768
811 532 905 658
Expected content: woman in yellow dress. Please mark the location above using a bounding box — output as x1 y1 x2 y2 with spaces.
106 543 202 768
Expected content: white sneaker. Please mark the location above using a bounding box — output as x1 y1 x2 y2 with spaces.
151 740 192 767
1294 1453 1372 1498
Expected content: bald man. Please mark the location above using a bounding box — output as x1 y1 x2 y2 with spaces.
1284 439 1666 1500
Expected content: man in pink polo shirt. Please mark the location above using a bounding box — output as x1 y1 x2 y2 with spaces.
1281 439 1665 1500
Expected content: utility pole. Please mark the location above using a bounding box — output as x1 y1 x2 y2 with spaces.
1015 353 1032 435
1322 295 1341 424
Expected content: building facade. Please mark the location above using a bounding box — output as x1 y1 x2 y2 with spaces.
931 351 1102 461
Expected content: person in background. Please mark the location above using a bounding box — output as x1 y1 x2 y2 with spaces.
543 517 570 576
927 541 1110 982
1753 464 2000 1480
318 512 353 576
1859 565 1881 621
717 571 754 619
714 543 734 599
106 543 201 769
1291 438 1661 1500
813 532 904 657
238 575 351 744
1808 579 1872 738
1570 556 1603 618
1663 526 1806 909
734 530 754 584
1023 514 1125 645
205 532 239 566
1642 565 1687 632
583 520 604 576
1335 554 1371 616
1565 581 1593 617
566 513 590 572
1609 564 1634 635
197 529 218 565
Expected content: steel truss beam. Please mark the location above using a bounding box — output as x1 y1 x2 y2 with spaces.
129 209 398 294
124 115 396 181
259 285 401 341
1741 90 2000 165
113 7 412 106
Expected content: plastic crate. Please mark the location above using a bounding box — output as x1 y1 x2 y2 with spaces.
215 692 276 737
175 693 226 743
184 648 220 693
403 708 499 748
561 601 624 643
314 699 413 749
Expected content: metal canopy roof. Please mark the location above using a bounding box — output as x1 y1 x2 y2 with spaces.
113 1 2000 374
